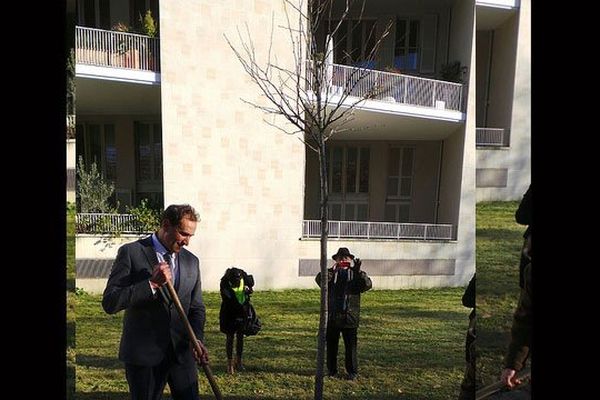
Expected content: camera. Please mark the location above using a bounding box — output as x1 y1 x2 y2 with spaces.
339 260 351 268
229 269 242 287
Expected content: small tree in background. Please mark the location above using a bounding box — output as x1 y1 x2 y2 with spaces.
226 1 391 398
140 10 158 37
127 199 162 233
76 156 117 213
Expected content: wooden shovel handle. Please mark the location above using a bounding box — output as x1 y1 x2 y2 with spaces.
165 280 223 400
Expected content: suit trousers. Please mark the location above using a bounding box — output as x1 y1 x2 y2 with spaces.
125 344 199 400
326 325 358 375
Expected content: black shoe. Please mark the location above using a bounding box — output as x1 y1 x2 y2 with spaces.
327 370 338 378
347 373 358 381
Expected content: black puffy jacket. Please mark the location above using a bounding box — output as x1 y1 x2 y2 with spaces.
219 267 254 334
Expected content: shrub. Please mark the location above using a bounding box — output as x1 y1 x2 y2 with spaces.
140 10 158 38
128 199 162 233
76 156 117 213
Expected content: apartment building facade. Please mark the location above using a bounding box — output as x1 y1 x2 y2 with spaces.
475 0 530 200
74 0 477 292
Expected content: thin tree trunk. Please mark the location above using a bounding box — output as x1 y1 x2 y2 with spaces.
314 138 329 400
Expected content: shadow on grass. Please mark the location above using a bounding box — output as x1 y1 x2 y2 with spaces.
75 394 298 400
75 393 452 400
67 320 76 348
479 328 511 350
373 307 466 321
76 354 123 370
476 228 521 241
67 365 75 400
238 363 314 376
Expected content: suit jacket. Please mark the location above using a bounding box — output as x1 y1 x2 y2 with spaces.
102 236 206 366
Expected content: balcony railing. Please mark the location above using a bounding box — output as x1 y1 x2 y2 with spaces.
325 63 464 112
76 213 152 234
302 220 454 241
476 128 508 147
75 26 160 72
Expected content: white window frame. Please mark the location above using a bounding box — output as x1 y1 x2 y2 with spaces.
385 146 415 222
328 145 370 221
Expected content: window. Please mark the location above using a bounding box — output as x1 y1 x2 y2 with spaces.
135 122 162 182
77 122 117 182
135 122 163 209
385 147 415 222
77 0 111 29
328 145 370 221
329 19 378 68
393 15 437 74
394 18 420 71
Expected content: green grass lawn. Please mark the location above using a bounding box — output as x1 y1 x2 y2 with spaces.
68 203 76 400
72 201 523 398
75 287 468 399
476 201 524 388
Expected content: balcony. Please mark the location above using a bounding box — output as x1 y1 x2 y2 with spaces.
75 26 160 84
329 64 464 113
76 213 153 234
476 0 520 9
306 63 465 139
302 220 453 241
476 127 508 147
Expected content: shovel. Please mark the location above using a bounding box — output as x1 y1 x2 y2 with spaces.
475 367 531 400
164 279 223 400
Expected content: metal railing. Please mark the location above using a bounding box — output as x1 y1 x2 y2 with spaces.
75 26 160 72
66 114 76 138
76 213 152 234
476 128 508 147
325 63 464 112
302 220 454 241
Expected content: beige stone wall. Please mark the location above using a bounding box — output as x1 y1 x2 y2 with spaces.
67 139 76 203
476 0 530 201
507 0 531 198
156 0 475 290
159 0 306 290
74 0 477 292
438 0 476 283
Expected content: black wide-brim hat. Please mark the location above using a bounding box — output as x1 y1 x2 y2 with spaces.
332 247 354 261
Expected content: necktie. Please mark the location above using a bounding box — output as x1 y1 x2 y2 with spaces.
163 252 179 290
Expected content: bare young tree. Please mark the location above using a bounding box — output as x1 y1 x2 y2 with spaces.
225 1 391 398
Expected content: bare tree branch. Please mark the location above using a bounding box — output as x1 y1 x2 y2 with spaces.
225 2 392 398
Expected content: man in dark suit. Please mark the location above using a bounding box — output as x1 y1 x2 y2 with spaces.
103 204 208 400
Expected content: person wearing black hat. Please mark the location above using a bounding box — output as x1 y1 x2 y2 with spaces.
315 247 372 380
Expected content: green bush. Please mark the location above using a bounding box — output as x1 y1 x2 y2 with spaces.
128 199 162 233
140 10 157 38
